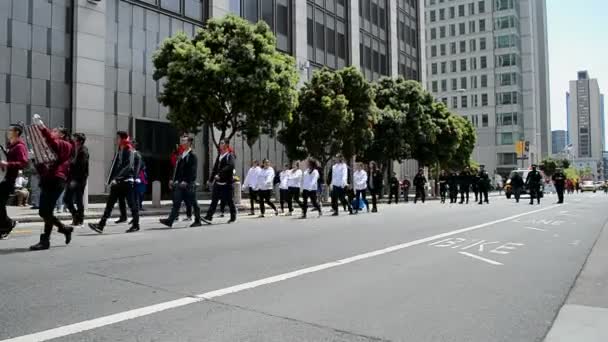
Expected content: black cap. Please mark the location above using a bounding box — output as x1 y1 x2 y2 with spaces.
8 123 24 136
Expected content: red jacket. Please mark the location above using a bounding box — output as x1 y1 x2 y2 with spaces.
4 139 29 181
37 127 73 181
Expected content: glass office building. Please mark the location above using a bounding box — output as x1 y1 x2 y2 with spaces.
1 0 423 196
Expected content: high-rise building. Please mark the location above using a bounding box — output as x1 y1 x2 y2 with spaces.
552 130 567 155
424 0 551 175
0 0 423 196
568 71 604 161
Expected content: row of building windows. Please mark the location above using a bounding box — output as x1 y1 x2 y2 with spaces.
461 113 489 128
431 74 489 92
397 0 420 80
429 37 488 58
307 1 348 69
360 0 390 80
237 0 293 53
134 0 207 22
440 94 489 109
430 56 489 75
428 1 487 21
429 19 487 40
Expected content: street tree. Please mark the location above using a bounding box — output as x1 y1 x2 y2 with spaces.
448 115 477 170
153 15 299 147
540 157 559 177
362 108 409 168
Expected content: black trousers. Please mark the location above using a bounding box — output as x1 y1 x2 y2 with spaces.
414 186 425 203
205 183 236 221
0 180 15 230
258 189 277 215
403 187 409 202
450 189 459 203
388 187 399 204
302 190 321 216
279 188 289 211
39 178 67 238
168 185 201 222
248 188 258 214
331 186 352 213
101 182 139 226
440 185 447 202
556 185 565 203
64 181 86 224
288 187 303 212
513 187 522 202
369 188 380 210
478 188 489 204
529 186 541 204
460 185 469 203
355 189 369 211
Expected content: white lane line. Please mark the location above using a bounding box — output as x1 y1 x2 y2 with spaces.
0 205 557 342
523 226 547 232
458 252 503 266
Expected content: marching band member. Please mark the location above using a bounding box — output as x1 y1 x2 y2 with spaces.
330 154 352 216
256 159 278 218
353 162 369 213
29 117 74 251
242 160 261 216
202 139 237 224
64 132 89 226
278 164 290 214
287 161 304 216
88 131 141 234
300 158 322 219
0 124 29 239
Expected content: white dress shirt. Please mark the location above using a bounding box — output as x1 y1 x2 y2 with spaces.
287 169 302 188
14 176 27 189
353 170 368 191
302 169 319 191
256 167 275 190
331 162 348 188
279 170 290 190
243 166 261 190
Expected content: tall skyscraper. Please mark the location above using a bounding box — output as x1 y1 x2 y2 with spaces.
568 71 604 160
552 130 567 155
424 0 551 175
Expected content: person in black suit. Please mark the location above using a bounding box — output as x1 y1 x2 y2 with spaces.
160 135 202 228
202 139 237 224
64 132 89 226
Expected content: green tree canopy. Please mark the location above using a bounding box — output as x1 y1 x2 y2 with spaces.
153 14 299 147
279 67 375 165
361 108 409 166
540 157 560 177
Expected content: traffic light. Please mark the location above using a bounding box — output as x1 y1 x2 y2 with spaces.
515 141 524 157
524 141 530 153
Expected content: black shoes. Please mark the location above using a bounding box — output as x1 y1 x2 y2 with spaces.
201 217 213 225
115 218 128 224
227 218 237 224
88 222 105 234
58 226 74 245
159 218 173 228
30 235 50 251
126 225 140 233
331 212 339 216
190 221 203 228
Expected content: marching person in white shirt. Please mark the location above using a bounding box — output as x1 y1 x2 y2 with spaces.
242 160 261 216
256 159 278 218
278 164 290 214
286 161 304 216
353 163 370 214
330 154 353 216
300 158 322 219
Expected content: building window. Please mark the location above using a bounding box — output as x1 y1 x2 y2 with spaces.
469 20 476 33
452 96 458 108
461 95 468 108
499 153 517 165
496 34 518 48
440 44 446 56
499 72 517 86
497 91 519 105
141 0 207 23
482 93 488 106
471 75 478 89
481 74 488 87
451 78 458 90
161 0 181 13
439 26 446 38
450 42 457 54
441 62 447 73
480 37 487 50
439 8 445 20
308 0 347 68
432 81 438 93
460 40 466 53
451 60 457 72
431 28 437 40
470 39 477 52
470 57 477 70
450 24 456 37
472 94 479 107
480 56 487 68
460 58 467 71
431 63 438 75
458 4 465 17
479 19 486 32
468 3 475 15
495 16 517 30
482 114 488 127
478 1 486 13
460 77 467 89
430 10 436 22
441 79 448 91
243 0 293 53
495 0 515 11
398 1 420 80
431 45 437 57
449 6 455 19
459 22 465 35
497 53 518 67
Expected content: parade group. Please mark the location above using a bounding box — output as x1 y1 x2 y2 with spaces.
0 115 573 251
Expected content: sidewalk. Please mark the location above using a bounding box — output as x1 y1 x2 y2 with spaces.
544 220 608 341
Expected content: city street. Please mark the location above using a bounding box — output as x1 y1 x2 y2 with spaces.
0 193 606 342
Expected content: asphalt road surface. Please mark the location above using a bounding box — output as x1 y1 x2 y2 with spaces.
1 192 606 342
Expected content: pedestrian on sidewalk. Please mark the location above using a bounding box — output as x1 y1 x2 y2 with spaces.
64 132 89 226
278 164 290 214
413 169 427 204
402 176 411 203
330 155 352 216
88 131 141 234
14 171 29 206
160 135 202 228
287 161 303 216
202 139 237 224
300 158 322 219
368 161 382 212
353 162 369 213
256 159 278 218
388 172 400 204
171 144 192 221
0 123 29 239
29 115 75 250
242 160 260 216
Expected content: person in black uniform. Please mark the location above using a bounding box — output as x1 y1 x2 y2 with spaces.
471 171 479 202
510 171 524 203
402 176 411 202
552 168 566 204
413 169 427 204
448 171 459 203
64 132 89 226
477 165 490 204
459 167 471 204
160 135 202 228
88 131 141 234
439 170 448 204
202 139 237 224
368 161 383 212
526 165 543 205
388 172 400 204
